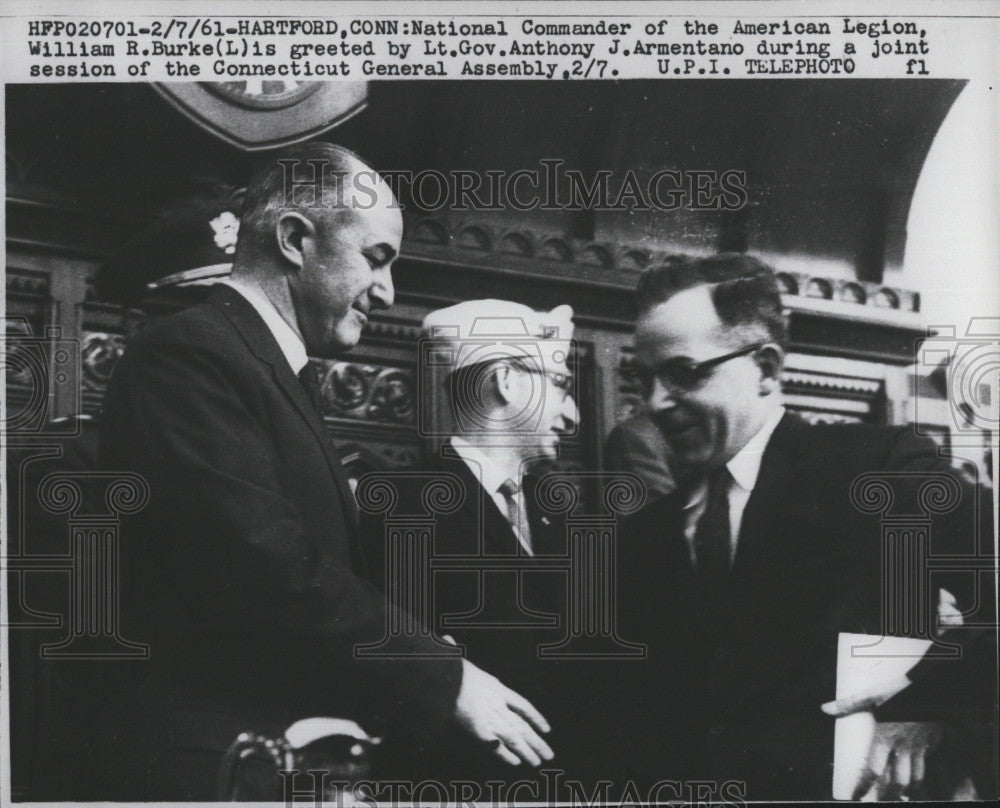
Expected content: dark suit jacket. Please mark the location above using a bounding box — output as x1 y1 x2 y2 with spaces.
609 413 995 800
360 448 599 783
98 286 462 799
604 413 676 500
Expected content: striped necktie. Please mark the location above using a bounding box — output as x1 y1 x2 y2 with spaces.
499 477 533 554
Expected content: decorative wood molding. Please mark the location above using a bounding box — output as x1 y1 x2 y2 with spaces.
6 199 932 440
337 438 420 471
782 370 882 396
792 410 866 426
406 213 921 311
79 331 126 416
5 268 50 299
774 271 918 313
312 360 416 427
362 319 422 344
410 215 646 269
8 197 924 332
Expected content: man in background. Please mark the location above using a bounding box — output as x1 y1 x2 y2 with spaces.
98 145 551 799
604 410 675 500
363 299 583 781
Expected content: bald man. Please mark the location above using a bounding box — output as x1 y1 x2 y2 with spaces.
99 145 550 799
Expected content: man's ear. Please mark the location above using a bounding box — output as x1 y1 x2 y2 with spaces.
756 344 785 396
275 212 315 270
492 362 519 406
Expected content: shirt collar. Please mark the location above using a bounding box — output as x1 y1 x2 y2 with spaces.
220 279 309 374
726 405 786 492
682 405 785 510
450 437 523 496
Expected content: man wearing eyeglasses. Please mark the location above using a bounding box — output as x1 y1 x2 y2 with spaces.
610 254 995 800
361 299 581 783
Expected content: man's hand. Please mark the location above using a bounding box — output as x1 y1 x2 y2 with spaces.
823 682 943 799
821 674 912 717
820 587 960 800
848 721 943 800
454 659 554 767
936 588 963 634
820 588 965 717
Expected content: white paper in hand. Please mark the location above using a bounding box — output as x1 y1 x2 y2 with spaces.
832 633 933 800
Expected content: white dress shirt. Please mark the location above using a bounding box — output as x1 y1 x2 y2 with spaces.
682 406 786 565
219 279 308 375
450 437 533 555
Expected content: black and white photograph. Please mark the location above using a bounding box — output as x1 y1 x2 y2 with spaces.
2 1 998 804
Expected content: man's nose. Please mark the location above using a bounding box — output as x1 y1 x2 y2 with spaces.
561 394 579 432
370 266 394 310
647 376 677 412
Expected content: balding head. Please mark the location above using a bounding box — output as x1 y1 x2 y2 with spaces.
229 142 403 358
234 142 398 269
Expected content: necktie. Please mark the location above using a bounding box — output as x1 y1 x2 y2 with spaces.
499 477 533 554
521 473 552 555
297 361 324 417
694 466 732 595
297 361 360 529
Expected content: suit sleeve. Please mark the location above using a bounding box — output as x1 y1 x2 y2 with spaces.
101 334 462 732
871 428 997 723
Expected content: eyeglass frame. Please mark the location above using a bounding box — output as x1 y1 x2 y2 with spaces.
631 342 766 395
516 366 575 399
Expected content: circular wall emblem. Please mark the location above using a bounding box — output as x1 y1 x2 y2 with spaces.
152 82 368 151
202 80 322 110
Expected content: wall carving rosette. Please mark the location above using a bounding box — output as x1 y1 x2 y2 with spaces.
314 360 416 426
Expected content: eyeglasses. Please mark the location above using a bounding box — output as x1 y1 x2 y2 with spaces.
521 368 575 399
630 343 764 395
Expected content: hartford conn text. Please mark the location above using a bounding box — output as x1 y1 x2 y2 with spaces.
23 14 925 46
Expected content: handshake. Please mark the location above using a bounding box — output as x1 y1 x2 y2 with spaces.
453 658 555 768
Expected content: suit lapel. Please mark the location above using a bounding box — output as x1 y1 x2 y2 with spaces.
207 286 360 537
271 357 360 540
440 445 521 556
618 493 690 639
729 412 808 588
523 473 561 556
660 492 697 587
